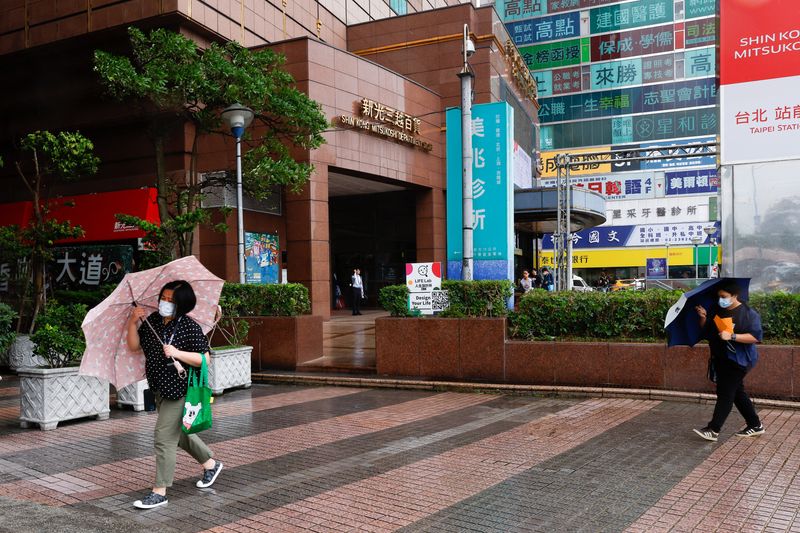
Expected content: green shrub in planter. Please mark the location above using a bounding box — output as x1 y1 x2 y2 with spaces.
30 303 87 368
378 285 411 317
0 302 17 356
509 290 681 341
508 290 800 343
379 280 513 318
219 283 310 317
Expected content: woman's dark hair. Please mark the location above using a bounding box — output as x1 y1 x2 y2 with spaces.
159 280 196 317
717 279 741 297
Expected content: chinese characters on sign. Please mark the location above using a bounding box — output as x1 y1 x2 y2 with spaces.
47 245 132 290
539 172 658 200
360 98 421 134
685 18 716 48
665 169 719 195
521 39 582 71
590 24 675 62
504 40 539 101
507 11 580 47
590 0 673 34
338 98 433 152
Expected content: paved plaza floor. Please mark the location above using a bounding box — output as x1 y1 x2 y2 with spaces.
1 375 799 532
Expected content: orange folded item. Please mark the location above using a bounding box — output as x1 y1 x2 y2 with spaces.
714 315 734 334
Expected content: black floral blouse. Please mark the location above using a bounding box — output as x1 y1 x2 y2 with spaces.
139 312 209 400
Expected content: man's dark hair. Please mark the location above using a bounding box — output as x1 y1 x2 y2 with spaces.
717 279 741 297
159 280 197 317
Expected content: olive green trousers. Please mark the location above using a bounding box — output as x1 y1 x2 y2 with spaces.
154 393 213 488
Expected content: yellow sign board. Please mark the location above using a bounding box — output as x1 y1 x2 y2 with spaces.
540 146 612 178
538 247 713 268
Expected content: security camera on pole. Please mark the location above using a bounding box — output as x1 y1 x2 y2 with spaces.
459 24 476 281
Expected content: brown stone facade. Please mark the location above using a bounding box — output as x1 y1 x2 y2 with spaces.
0 3 536 318
376 318 800 400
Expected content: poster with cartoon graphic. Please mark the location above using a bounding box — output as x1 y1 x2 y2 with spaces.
245 232 279 284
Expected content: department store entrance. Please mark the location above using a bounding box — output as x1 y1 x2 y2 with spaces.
328 171 417 312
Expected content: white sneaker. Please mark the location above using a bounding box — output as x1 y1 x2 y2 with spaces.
133 492 168 509
197 460 223 488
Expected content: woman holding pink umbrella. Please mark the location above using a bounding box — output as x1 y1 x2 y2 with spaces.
126 280 223 509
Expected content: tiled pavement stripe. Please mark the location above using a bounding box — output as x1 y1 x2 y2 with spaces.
627 409 800 532
398 401 724 533
0 386 19 398
0 391 496 507
206 398 659 533
1 387 416 475
92 397 576 530
0 386 360 455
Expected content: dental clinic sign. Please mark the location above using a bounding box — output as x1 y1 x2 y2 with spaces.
445 102 515 282
720 0 800 164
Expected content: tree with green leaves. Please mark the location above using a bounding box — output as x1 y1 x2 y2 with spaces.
94 27 328 260
11 131 99 332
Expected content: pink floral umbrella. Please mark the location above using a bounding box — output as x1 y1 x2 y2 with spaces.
79 255 224 389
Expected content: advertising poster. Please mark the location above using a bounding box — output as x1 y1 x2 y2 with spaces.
446 103 515 282
646 257 668 279
720 0 800 164
245 232 279 284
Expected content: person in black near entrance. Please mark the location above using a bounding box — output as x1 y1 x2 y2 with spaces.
126 280 223 509
693 279 765 442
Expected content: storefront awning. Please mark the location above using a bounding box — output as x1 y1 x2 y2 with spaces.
0 188 160 243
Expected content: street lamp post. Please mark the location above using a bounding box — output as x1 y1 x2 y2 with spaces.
459 24 476 281
221 104 255 284
703 226 716 279
665 241 670 279
691 236 702 279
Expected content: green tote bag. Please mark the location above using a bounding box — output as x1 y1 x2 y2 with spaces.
181 354 213 434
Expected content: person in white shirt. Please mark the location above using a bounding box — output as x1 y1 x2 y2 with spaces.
350 268 363 315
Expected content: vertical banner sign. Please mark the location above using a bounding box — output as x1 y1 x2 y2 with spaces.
446 102 515 283
720 0 800 164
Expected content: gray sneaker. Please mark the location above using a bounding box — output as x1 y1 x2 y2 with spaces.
693 427 719 442
133 492 168 509
197 460 223 488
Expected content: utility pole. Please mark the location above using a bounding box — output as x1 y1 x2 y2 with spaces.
459 24 475 280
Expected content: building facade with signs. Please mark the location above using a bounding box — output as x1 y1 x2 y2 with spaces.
0 2 539 316
500 0 721 283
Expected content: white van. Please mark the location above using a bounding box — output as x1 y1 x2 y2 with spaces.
572 275 593 292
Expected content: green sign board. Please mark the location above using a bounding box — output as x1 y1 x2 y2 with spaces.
590 0 673 34
521 38 582 71
685 0 715 19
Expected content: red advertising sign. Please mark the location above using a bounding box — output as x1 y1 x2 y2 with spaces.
720 0 800 85
590 24 675 62
551 66 583 95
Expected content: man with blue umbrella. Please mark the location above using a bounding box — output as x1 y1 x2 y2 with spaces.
689 279 765 442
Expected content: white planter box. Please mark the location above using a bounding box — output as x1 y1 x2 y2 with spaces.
117 379 150 411
18 366 110 430
8 335 45 371
208 345 252 395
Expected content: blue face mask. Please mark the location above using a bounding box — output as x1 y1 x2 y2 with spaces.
718 297 733 308
158 300 176 317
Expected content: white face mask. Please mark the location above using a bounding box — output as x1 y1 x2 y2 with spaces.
158 300 176 317
718 297 733 309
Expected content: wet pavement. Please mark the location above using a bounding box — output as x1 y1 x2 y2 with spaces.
1 374 799 532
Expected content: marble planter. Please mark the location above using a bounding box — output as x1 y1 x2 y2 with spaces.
18 366 110 430
117 379 150 411
208 345 253 395
8 334 44 371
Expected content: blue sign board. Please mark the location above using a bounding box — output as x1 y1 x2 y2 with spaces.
666 168 719 195
506 11 580 47
542 221 721 249
539 77 717 124
684 47 716 78
640 136 717 170
590 58 643 90
542 226 636 249
446 103 515 282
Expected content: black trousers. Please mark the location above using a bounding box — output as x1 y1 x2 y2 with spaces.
351 287 362 314
708 355 760 432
